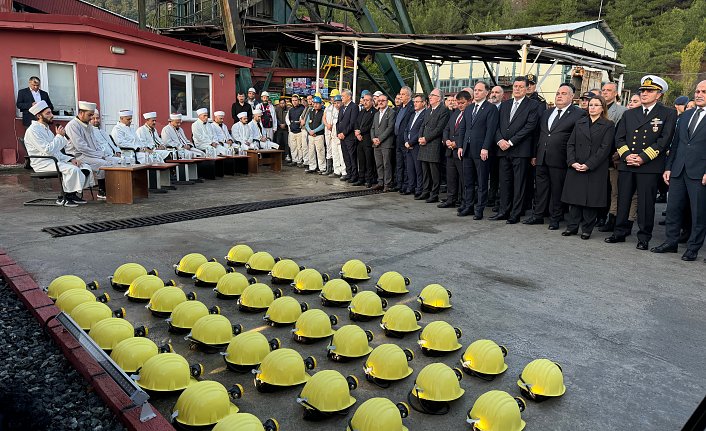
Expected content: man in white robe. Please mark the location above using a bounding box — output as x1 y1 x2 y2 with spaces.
249 109 280 150
110 110 149 164
161 113 205 159
90 109 122 161
136 112 172 162
231 112 254 151
211 110 234 154
191 108 224 156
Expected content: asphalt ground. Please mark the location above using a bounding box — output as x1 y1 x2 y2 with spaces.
1 165 705 430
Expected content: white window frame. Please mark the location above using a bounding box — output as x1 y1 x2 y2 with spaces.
12 58 78 120
168 71 212 121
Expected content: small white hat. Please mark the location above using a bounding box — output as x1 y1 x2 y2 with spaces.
214 111 225 117
372 91 383 97
78 101 96 111
143 112 157 119
119 109 133 117
29 100 49 116
170 113 182 120
248 87 256 93
237 112 248 119
252 109 263 115
261 91 269 97
196 108 208 116
93 108 100 116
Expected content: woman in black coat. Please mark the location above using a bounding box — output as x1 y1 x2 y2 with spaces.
560 95 615 239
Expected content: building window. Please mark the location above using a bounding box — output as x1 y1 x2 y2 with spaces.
169 72 212 120
13 59 77 119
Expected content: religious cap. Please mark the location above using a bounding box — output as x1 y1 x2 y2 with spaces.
29 100 49 116
78 101 96 111
252 109 263 115
237 112 248 119
118 109 133 117
214 111 225 117
170 113 182 120
143 112 157 119
196 108 209 116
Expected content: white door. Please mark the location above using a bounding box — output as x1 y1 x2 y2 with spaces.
98 68 138 135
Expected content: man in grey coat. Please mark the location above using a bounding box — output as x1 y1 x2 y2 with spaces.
371 94 397 191
416 88 450 202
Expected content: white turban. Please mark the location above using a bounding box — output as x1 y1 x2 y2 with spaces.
170 113 182 120
214 111 225 117
78 101 96 111
237 112 248 119
143 112 157 119
252 109 262 115
119 109 133 117
196 108 208 116
29 100 49 116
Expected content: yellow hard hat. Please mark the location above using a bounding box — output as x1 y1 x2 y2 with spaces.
375 271 410 296
213 413 279 431
320 279 357 307
417 284 452 312
467 390 526 431
125 275 175 302
461 340 508 380
167 300 220 333
327 324 373 361
347 398 409 431
291 268 329 293
408 363 464 414
264 296 308 326
173 253 208 277
214 273 257 299
380 304 422 337
238 283 282 312
245 251 276 275
340 259 371 281
46 275 99 300
171 381 241 428
111 337 171 374
56 289 109 314
363 344 414 386
223 330 280 373
186 314 241 351
349 291 387 321
292 309 337 343
225 244 254 267
254 348 316 392
69 301 125 331
517 359 566 401
193 261 229 287
132 352 202 393
147 287 197 317
297 370 357 419
89 318 147 352
110 263 157 291
270 258 305 284
418 321 463 355
330 89 340 97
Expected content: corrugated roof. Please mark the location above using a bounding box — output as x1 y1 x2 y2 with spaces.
478 20 622 50
14 0 139 28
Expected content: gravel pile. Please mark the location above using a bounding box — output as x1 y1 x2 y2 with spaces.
0 279 126 431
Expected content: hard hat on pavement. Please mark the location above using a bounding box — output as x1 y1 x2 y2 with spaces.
214 272 257 299
326 325 373 362
223 330 280 373
147 287 197 318
46 275 99 300
264 296 308 326
173 253 208 277
375 271 410 296
270 259 305 284
238 283 282 312
193 261 230 287
408 363 465 414
69 301 125 331
225 244 254 267
517 359 566 401
380 304 422 338
417 284 452 313
111 337 171 374
418 321 463 356
460 340 508 380
186 314 242 352
56 288 109 314
297 370 357 419
363 344 414 387
253 348 316 392
320 279 357 307
89 317 147 352
292 269 330 294
346 398 410 431
245 252 276 275
292 309 337 343
340 259 371 282
213 413 279 431
110 263 157 291
167 300 220 334
131 352 202 393
171 380 242 429
467 390 526 431
125 275 176 302
348 291 387 321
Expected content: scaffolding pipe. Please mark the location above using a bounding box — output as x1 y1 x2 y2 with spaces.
352 40 359 102
315 34 321 93
339 44 345 94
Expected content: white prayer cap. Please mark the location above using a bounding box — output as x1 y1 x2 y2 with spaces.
214 111 225 117
170 113 182 121
261 91 269 97
237 112 248 119
143 112 157 119
372 91 383 97
93 108 99 116
252 109 263 115
29 100 49 116
119 109 133 117
248 87 256 93
196 108 208 116
78 101 96 111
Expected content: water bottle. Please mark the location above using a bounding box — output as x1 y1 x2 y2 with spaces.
119 154 125 166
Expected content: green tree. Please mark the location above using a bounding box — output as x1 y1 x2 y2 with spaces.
680 38 706 97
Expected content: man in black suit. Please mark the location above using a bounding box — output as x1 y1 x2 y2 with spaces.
651 79 706 261
394 86 414 192
402 94 427 196
416 88 450 203
355 93 376 187
605 75 677 249
337 89 360 183
490 76 540 223
16 76 53 127
440 90 469 208
524 83 586 229
458 81 499 218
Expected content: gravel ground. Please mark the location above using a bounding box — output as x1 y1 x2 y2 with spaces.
0 279 126 431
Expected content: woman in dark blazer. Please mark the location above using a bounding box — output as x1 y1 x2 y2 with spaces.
560 95 615 239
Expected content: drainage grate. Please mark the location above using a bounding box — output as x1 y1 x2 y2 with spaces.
42 189 380 237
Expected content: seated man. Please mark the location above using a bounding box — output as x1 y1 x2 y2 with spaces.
110 109 152 164
211 111 234 153
231 112 254 151
191 107 225 156
24 100 93 207
249 109 280 150
90 109 122 162
136 112 172 162
161 113 205 158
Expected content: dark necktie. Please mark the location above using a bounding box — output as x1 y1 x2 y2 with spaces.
644 108 649 117
550 109 562 130
471 104 479 121
689 108 703 137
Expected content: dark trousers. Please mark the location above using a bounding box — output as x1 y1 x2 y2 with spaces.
499 156 529 219
439 147 447 187
533 164 567 222
357 141 376 185
374 146 395 187
275 128 289 157
396 142 406 188
462 157 489 215
664 173 706 251
445 154 464 203
421 161 440 198
614 171 658 243
488 155 500 205
342 139 359 180
566 205 598 233
404 146 423 195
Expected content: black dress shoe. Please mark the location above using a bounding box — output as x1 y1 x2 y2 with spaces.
415 193 429 200
399 189 407 195
473 214 483 220
522 217 544 225
353 180 366 186
437 201 456 208
347 177 358 183
306 169 317 174
580 233 591 240
365 183 373 188
489 213 508 221
388 186 399 192
681 249 698 261
425 196 439 203
650 243 678 253
604 235 625 243
506 218 519 224
402 190 412 195
636 241 649 250
561 230 578 236
548 222 559 230
457 208 473 217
